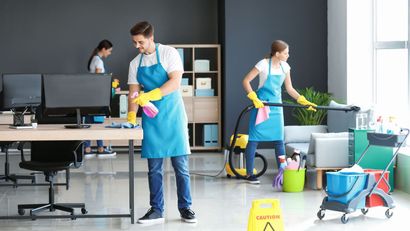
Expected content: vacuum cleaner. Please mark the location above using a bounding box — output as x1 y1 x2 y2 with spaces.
227 102 360 180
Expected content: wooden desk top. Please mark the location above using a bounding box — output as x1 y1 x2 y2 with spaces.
0 124 143 141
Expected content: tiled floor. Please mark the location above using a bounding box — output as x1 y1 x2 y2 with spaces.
1 150 410 231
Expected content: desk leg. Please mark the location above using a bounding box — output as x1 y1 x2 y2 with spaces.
129 140 135 224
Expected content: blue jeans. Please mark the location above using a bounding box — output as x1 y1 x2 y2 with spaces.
83 116 103 148
147 155 192 214
245 140 285 176
84 140 103 148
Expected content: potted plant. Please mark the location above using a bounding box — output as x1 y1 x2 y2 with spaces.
284 87 334 125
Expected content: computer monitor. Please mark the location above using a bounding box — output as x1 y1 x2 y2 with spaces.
42 74 111 128
1 74 42 126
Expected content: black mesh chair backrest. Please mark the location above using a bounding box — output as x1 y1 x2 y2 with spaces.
30 141 83 167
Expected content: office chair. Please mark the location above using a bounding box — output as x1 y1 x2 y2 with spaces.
17 141 88 217
0 141 36 185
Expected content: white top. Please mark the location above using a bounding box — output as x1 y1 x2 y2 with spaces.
89 55 105 73
254 59 291 89
128 44 184 85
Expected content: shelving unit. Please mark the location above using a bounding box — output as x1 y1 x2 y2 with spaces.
110 44 222 151
170 44 221 151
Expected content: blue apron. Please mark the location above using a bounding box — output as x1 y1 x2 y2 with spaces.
137 44 191 158
248 58 286 141
92 55 106 123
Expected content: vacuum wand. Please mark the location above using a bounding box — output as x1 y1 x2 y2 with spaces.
244 102 361 112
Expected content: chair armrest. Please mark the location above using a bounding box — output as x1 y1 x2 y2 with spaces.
314 137 349 167
72 141 85 168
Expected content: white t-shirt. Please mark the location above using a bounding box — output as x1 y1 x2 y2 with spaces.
128 44 184 85
89 55 105 73
254 59 291 89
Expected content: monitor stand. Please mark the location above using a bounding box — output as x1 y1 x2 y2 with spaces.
64 109 91 129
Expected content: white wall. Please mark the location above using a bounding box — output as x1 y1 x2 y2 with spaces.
328 0 347 102
328 0 373 106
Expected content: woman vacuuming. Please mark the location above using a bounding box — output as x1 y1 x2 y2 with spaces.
242 40 316 184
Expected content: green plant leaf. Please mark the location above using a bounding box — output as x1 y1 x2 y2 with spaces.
286 87 334 125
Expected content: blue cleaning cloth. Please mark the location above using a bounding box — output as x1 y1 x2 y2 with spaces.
105 122 139 129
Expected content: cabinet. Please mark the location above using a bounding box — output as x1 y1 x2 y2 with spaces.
348 128 394 190
170 44 221 150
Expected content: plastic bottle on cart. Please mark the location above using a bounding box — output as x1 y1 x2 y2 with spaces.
375 116 383 133
386 116 399 134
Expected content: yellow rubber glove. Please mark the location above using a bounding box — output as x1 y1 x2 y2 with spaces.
127 111 137 125
247 91 264 109
297 95 317 112
133 88 162 107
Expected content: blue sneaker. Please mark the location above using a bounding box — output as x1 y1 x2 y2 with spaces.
245 175 260 184
179 208 197 223
137 208 164 224
84 148 96 159
97 148 116 159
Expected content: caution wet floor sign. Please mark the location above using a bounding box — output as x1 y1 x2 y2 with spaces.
247 199 284 231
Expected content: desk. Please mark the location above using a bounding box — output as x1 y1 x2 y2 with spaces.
0 124 143 224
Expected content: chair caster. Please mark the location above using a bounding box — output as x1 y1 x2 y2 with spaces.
18 209 25 216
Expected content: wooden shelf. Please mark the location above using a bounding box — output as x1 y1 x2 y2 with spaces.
171 44 222 151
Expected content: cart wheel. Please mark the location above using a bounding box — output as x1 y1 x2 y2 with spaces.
385 209 393 218
18 209 25 216
81 208 88 214
317 209 325 220
361 208 369 215
341 214 349 224
71 212 76 220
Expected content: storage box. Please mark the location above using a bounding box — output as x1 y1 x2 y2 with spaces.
196 77 212 89
194 59 210 72
326 172 368 208
180 85 193 96
364 169 390 207
181 78 189 85
195 89 214 97
204 124 218 147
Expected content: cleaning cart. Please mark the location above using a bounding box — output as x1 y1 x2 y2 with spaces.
317 128 409 224
227 103 360 180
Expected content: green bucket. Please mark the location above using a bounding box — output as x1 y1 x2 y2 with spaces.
283 168 306 192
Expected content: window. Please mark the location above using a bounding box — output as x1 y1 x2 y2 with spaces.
374 0 409 127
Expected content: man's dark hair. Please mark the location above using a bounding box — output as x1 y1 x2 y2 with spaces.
130 21 154 37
